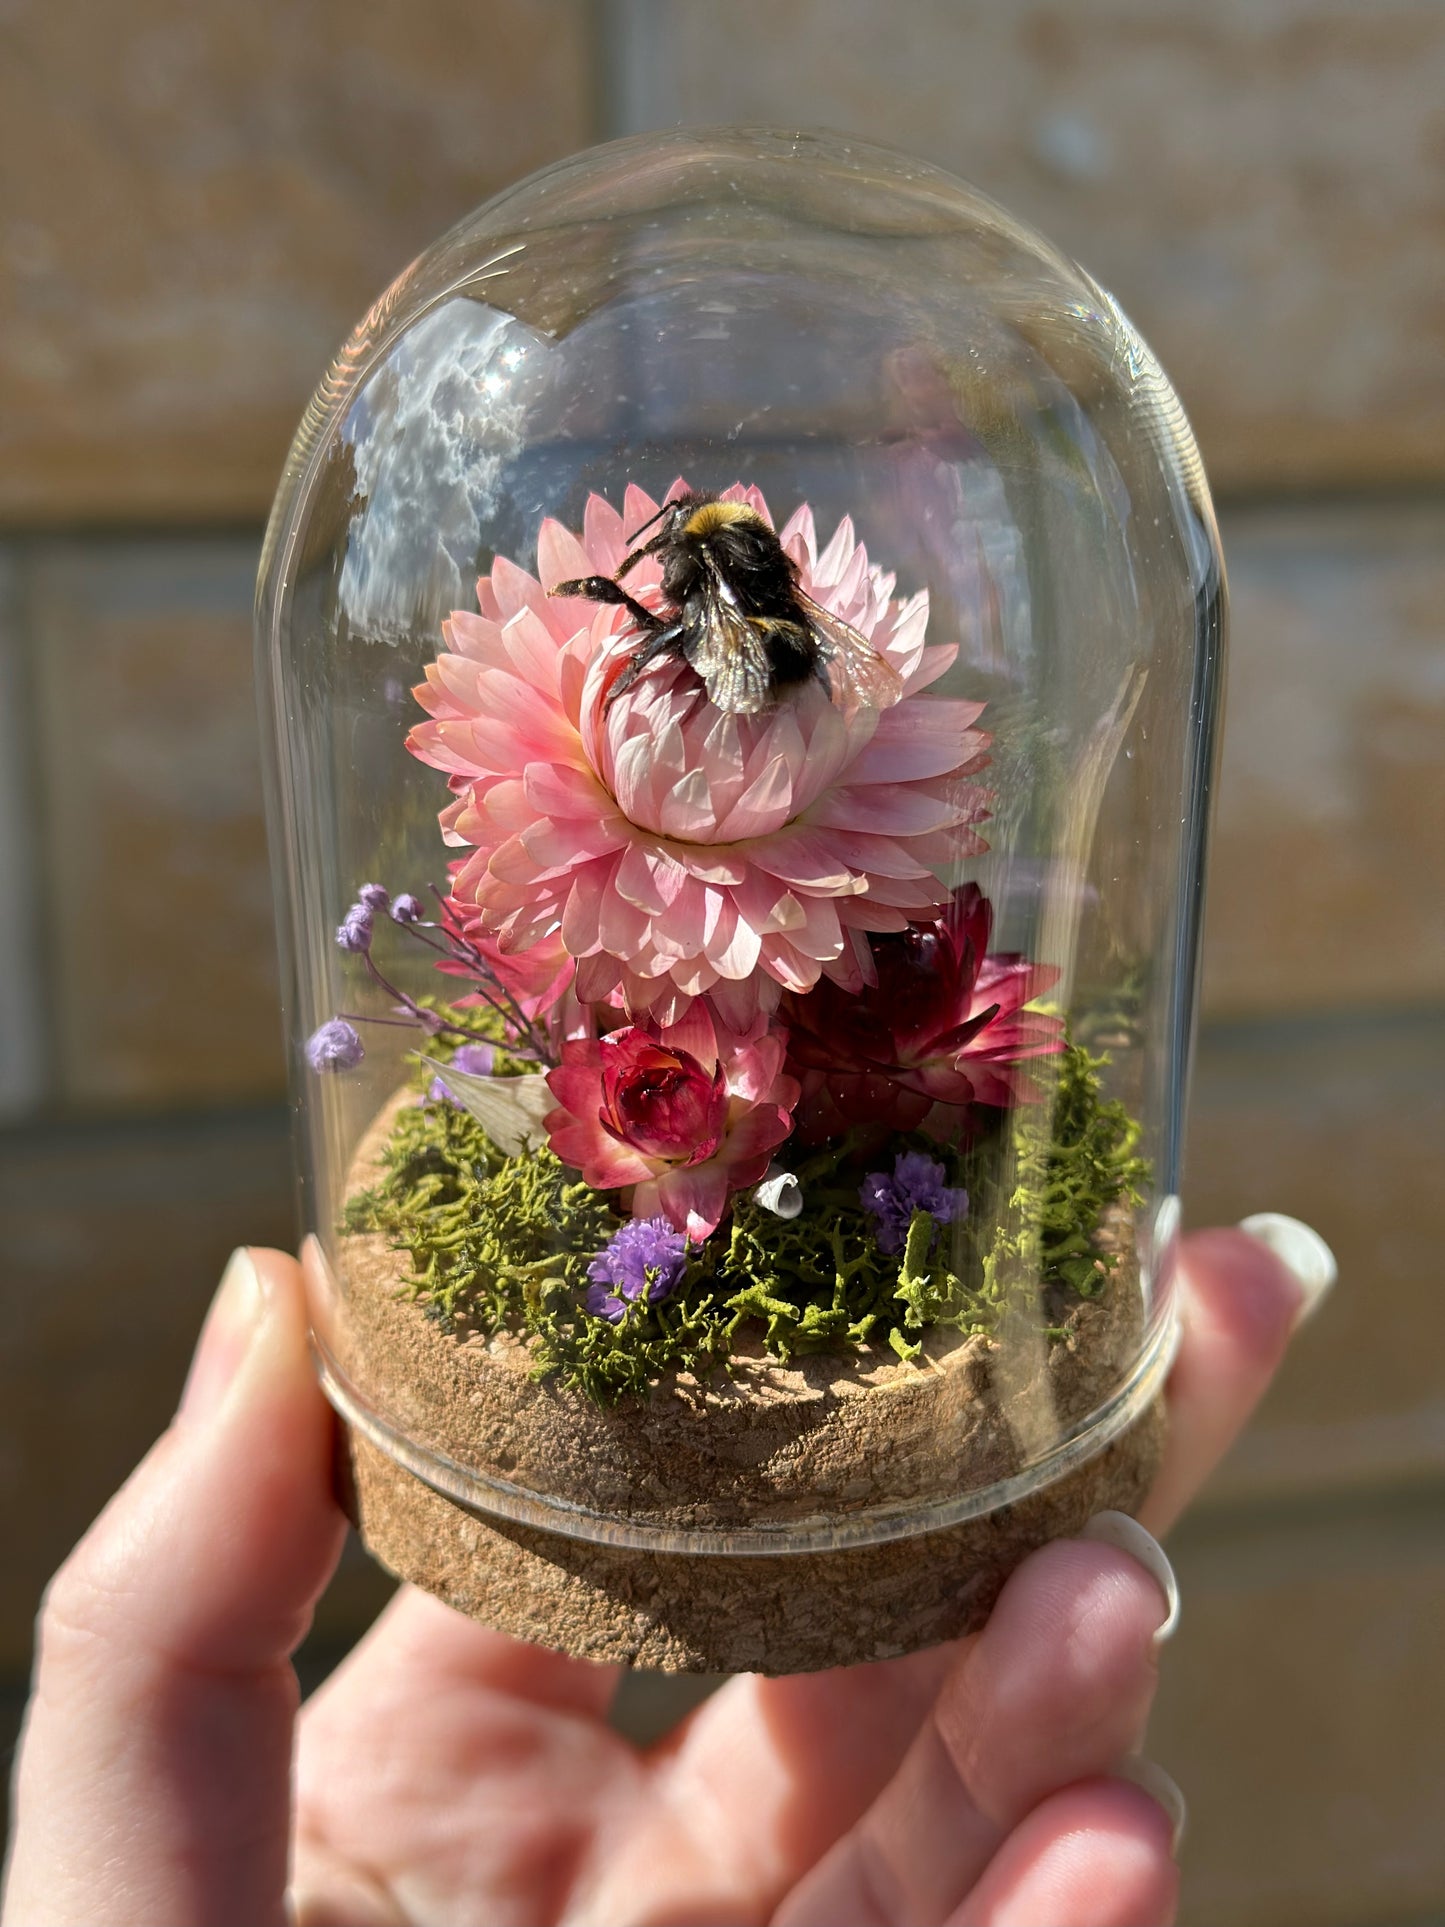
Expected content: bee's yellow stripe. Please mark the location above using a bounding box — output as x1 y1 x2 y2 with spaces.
683 501 762 537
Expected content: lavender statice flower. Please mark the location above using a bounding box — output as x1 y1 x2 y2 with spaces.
335 903 374 952
306 1018 365 1073
585 1216 690 1323
391 893 425 923
860 1150 969 1257
428 1041 496 1103
357 883 391 912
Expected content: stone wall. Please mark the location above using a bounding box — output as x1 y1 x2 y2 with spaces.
3 6 1443 1919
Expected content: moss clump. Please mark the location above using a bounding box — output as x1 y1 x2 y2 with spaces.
970 1039 1150 1307
344 1036 1147 1403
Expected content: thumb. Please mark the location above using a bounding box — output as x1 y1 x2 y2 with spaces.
3 1248 346 1927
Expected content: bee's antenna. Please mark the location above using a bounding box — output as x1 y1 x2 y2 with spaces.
624 493 689 547
623 500 677 544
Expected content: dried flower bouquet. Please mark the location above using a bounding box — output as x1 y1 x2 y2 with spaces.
311 483 1145 1405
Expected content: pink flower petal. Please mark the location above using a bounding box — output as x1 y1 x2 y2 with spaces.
476 779 536 835
499 606 567 695
561 871 608 956
433 704 582 780
576 951 624 1003
490 555 549 624
520 815 629 872
670 956 720 999
598 882 652 961
522 760 613 821
442 609 509 667
675 847 748 886
905 638 954 693
430 652 495 713
655 1001 720 1066
535 516 593 592
813 514 856 586
657 766 717 842
779 892 848 963
836 900 913 934
747 826 867 892
583 493 629 575
717 1100 794 1179
614 840 689 915
484 835 545 887
778 501 816 566
702 974 772 1032
712 752 797 841
813 773 977 834
622 483 664 544
648 875 707 959
651 1163 731 1240
843 699 990 785
705 900 763 980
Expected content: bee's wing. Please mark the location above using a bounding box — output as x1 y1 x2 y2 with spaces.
796 590 905 712
687 577 776 714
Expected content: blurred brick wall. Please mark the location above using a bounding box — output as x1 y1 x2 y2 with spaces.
2 5 1443 1920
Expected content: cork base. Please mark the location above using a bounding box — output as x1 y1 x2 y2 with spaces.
344 1392 1167 1674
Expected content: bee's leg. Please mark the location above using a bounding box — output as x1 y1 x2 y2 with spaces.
607 620 685 699
550 574 662 635
614 530 674 580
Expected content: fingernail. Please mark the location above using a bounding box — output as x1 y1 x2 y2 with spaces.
1080 1510 1180 1644
1238 1213 1337 1328
179 1248 266 1426
1116 1754 1187 1856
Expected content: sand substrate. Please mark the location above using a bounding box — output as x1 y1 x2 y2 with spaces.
323 1093 1168 1673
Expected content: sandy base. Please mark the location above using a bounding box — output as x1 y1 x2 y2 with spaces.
344 1398 1165 1672
324 1090 1168 1671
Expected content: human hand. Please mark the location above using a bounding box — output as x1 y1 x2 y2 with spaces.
2 1223 1329 1927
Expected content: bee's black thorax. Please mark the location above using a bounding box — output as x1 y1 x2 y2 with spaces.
663 510 815 689
663 523 800 613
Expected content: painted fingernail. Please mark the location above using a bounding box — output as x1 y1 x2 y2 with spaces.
178 1248 266 1426
1116 1754 1187 1855
1081 1510 1180 1643
1238 1213 1337 1328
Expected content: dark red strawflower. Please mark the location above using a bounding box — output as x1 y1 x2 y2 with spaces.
599 1034 728 1164
783 884 1064 1142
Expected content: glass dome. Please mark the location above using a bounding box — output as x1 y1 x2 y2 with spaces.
257 126 1224 1672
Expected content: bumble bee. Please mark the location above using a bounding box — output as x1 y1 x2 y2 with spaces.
549 491 904 717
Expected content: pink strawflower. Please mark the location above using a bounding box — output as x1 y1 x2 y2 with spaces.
784 884 1066 1141
408 482 990 1030
543 1005 799 1240
434 899 578 1023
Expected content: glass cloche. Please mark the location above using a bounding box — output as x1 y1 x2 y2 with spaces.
256 127 1224 1674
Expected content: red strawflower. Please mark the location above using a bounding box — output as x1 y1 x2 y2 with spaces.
544 1009 798 1240
783 884 1064 1142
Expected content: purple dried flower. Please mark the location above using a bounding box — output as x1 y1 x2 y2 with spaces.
860 1150 969 1257
306 1018 364 1073
357 883 391 912
391 893 425 924
336 903 374 952
428 1041 496 1103
585 1216 690 1323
